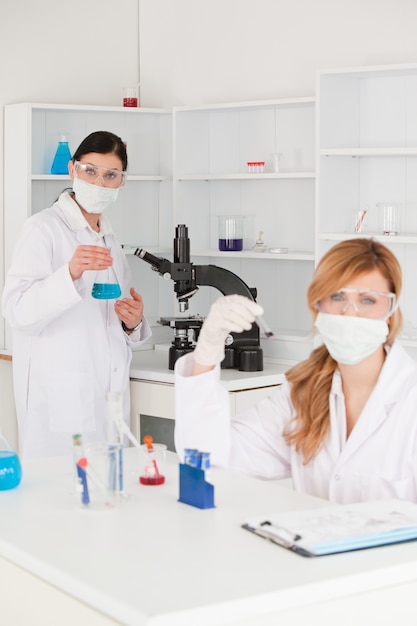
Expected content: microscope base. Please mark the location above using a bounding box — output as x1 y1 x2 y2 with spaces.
168 345 263 372
223 346 263 372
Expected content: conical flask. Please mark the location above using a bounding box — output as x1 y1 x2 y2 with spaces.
50 135 72 175
0 430 22 490
91 264 121 299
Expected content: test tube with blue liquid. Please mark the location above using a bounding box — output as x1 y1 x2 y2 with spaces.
184 448 210 470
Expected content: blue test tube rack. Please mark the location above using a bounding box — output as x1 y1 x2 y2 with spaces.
178 463 215 509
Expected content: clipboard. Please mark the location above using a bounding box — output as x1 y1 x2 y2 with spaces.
242 499 417 557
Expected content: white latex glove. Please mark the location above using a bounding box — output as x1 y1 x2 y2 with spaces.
193 294 264 366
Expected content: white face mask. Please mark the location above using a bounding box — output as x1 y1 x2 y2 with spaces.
72 177 119 214
314 312 389 365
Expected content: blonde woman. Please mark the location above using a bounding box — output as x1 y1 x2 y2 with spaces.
174 238 417 504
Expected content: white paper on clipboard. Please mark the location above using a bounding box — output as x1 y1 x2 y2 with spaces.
243 499 417 557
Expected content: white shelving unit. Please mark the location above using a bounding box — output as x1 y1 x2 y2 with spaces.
172 98 316 358
316 63 417 355
3 103 174 347
3 98 316 361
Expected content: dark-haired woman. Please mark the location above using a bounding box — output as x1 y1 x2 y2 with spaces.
2 131 151 459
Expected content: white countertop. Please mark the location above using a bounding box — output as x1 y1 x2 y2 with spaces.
2 451 417 625
130 348 289 391
1 347 290 391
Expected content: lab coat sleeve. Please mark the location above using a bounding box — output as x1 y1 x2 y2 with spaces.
174 353 293 479
124 316 152 347
2 220 83 334
175 354 232 466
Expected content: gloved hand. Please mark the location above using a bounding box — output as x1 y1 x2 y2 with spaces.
193 294 264 366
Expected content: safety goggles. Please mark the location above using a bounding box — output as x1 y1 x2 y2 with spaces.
315 287 397 320
73 160 127 188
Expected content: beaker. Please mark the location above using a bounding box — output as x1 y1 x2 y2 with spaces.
122 86 139 107
78 442 122 509
139 440 166 485
218 215 244 251
0 431 22 491
91 264 121 299
378 203 401 236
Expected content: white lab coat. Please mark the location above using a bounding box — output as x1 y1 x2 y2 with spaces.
2 192 151 459
175 342 417 503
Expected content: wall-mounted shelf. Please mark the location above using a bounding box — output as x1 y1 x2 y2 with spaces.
320 148 417 157
32 174 171 182
187 249 315 260
176 172 315 181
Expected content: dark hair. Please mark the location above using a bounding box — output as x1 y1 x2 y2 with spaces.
72 131 128 170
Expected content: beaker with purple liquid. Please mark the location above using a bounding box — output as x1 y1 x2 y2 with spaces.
218 215 244 252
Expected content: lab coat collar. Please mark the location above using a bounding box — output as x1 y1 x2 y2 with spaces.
365 341 416 404
331 341 417 461
58 191 114 237
330 342 412 403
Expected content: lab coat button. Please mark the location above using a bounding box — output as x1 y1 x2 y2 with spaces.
334 474 341 480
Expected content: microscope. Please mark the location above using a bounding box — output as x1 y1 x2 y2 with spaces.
134 224 263 372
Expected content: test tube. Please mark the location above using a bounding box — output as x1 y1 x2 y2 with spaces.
256 315 274 339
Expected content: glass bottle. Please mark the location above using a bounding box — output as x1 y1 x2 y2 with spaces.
91 264 121 299
252 230 268 252
50 135 72 175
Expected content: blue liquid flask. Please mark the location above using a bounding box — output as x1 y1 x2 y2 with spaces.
51 135 72 175
0 432 22 491
92 266 121 300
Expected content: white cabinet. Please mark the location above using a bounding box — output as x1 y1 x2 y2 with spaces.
3 103 173 347
316 64 417 356
129 378 279 452
172 98 316 359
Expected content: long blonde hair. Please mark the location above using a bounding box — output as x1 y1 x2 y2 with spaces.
284 238 403 463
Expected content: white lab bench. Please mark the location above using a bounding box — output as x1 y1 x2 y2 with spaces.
129 348 289 448
1 449 417 626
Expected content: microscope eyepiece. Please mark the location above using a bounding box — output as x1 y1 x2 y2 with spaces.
176 224 188 238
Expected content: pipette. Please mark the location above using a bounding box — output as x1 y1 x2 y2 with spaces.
256 315 274 339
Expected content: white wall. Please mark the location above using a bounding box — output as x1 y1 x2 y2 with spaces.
139 0 417 107
1 0 417 441
2 0 417 346
0 0 140 348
